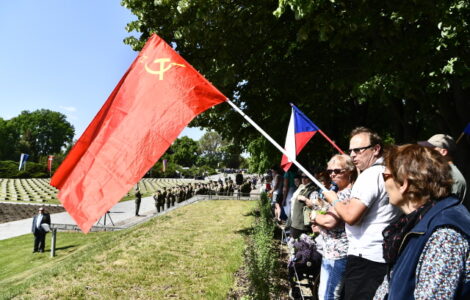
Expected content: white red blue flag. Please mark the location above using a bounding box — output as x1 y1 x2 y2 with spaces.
18 153 29 171
281 104 319 171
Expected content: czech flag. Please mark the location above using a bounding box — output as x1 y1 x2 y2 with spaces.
280 104 319 171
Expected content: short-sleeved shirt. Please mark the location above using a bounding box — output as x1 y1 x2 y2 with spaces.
319 188 350 260
347 157 402 263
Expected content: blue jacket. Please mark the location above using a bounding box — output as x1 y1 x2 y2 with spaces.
388 197 470 300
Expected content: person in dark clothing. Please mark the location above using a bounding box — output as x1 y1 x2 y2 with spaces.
31 207 51 253
135 189 142 216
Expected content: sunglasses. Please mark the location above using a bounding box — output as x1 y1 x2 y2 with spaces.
382 172 393 181
349 145 373 154
326 169 345 175
301 175 309 179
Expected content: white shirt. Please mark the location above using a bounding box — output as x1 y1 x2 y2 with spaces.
36 214 43 228
346 157 401 263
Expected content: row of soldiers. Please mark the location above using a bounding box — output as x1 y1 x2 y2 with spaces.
152 185 194 213
152 180 240 212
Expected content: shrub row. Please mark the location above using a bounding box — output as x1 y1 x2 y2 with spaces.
0 160 49 178
246 192 278 299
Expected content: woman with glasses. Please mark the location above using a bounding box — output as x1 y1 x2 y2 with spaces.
374 144 470 300
311 154 357 300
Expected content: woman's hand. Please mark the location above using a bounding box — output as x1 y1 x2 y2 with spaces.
304 198 314 208
298 195 314 208
322 190 338 204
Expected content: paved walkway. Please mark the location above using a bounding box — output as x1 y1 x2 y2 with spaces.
0 196 160 240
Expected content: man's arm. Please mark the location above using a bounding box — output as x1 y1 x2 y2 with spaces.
45 214 51 225
323 190 367 225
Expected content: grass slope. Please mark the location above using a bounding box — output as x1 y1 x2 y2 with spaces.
0 200 255 299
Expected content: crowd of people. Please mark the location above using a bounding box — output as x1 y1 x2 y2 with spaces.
266 127 469 300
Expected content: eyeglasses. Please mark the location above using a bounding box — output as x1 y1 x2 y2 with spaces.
326 169 345 175
349 145 373 154
382 172 393 181
301 176 309 179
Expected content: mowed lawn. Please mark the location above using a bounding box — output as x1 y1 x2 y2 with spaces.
0 200 255 299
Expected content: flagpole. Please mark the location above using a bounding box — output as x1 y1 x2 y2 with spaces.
225 99 327 192
456 132 464 144
317 129 345 154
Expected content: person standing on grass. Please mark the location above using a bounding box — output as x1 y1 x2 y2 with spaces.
31 207 51 253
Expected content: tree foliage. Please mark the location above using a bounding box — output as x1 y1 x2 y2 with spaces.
170 136 200 167
149 133 242 177
7 109 75 161
0 110 74 162
197 131 242 168
121 0 470 176
0 118 17 162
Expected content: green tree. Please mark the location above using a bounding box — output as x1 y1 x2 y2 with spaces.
197 131 225 167
9 109 75 161
170 136 200 167
197 131 243 168
121 0 470 177
219 143 242 169
0 118 17 161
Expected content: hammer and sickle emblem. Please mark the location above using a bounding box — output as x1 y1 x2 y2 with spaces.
144 58 186 80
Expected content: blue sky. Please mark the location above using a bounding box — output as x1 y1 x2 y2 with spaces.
0 0 205 140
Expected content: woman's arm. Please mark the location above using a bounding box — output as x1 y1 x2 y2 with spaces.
312 207 340 229
414 227 469 300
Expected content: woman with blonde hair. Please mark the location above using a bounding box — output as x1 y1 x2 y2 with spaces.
311 154 357 299
374 144 470 300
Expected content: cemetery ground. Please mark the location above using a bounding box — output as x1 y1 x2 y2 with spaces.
0 200 257 299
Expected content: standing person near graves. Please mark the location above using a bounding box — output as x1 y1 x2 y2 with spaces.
135 188 142 216
31 207 51 253
323 127 401 300
163 187 171 209
153 190 164 213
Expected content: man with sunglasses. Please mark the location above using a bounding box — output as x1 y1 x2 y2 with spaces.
323 127 401 300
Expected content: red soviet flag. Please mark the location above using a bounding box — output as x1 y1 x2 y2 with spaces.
50 34 227 233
